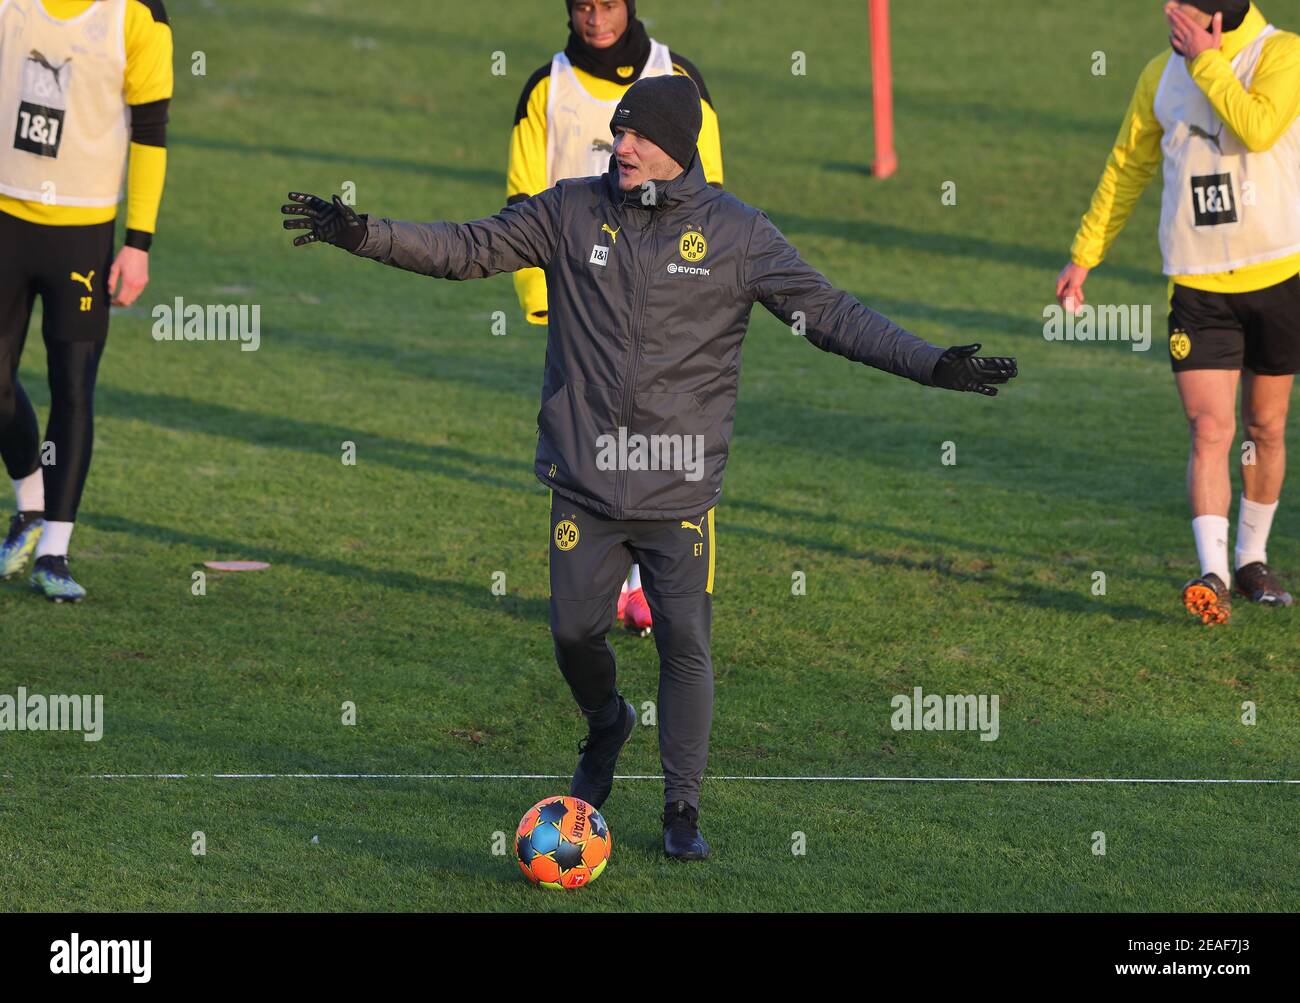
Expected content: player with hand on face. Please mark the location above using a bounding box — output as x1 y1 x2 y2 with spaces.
283 75 1016 860
1057 1 1300 624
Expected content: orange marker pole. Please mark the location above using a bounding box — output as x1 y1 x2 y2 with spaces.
869 0 897 179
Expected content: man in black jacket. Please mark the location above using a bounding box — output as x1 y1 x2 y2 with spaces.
283 75 1017 861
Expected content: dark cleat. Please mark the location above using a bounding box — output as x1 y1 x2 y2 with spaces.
30 555 86 603
1182 572 1231 626
1233 562 1293 607
570 697 636 810
663 800 711 861
1 512 44 580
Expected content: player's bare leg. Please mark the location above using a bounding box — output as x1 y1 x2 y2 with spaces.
1235 371 1294 606
1177 369 1238 624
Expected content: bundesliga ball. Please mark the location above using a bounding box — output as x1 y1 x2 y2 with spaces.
515 795 611 889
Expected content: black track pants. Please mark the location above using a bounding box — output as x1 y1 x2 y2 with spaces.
548 493 716 808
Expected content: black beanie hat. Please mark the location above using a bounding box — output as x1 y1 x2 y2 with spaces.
1186 0 1251 31
609 75 702 170
565 0 636 26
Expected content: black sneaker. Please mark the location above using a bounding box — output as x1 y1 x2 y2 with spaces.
1233 562 1294 607
662 800 711 861
1182 572 1231 626
570 697 636 810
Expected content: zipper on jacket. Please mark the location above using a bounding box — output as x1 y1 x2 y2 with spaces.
614 212 658 519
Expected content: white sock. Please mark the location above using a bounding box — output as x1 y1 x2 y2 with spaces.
1192 515 1231 584
13 470 44 513
1235 495 1279 569
36 520 73 558
627 564 642 591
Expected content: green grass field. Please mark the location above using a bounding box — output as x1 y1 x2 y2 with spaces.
1 0 1297 912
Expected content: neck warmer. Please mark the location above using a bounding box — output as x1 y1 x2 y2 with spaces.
563 2 652 84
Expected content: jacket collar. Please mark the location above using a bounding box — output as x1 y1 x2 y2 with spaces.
1220 3 1268 60
606 151 709 212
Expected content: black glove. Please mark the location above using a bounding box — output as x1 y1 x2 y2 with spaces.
280 192 368 251
931 344 1018 397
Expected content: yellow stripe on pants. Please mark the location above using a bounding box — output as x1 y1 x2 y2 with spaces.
706 507 716 594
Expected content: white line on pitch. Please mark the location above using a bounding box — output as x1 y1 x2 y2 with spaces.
73 773 1300 784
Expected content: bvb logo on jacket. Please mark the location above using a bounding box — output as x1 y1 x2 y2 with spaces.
669 224 710 276
679 226 707 262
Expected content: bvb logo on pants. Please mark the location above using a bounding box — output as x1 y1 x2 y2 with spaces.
554 518 580 552
1170 329 1192 362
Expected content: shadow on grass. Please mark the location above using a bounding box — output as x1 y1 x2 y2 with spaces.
95 385 529 490
770 211 1159 289
856 293 1044 337
171 133 503 189
280 815 508 889
720 519 1157 622
207 3 532 59
85 383 1180 619
722 496 1172 575
89 512 548 621
267 324 542 400
238 330 1182 523
889 92 1122 143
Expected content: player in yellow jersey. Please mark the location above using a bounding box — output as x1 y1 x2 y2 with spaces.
1057 1 1300 624
508 0 725 635
0 0 172 602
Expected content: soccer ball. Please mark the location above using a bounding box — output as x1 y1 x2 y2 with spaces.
515 795 612 889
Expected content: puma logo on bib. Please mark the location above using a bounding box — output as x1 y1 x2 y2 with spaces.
14 50 71 158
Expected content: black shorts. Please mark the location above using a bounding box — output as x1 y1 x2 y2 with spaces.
0 209 115 348
1167 274 1300 375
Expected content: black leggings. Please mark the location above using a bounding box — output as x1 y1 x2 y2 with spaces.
0 339 105 522
0 212 114 524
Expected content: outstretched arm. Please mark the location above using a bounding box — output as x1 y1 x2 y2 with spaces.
281 186 563 279
745 212 1016 395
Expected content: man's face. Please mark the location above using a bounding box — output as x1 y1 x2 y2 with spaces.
1165 2 1214 30
571 0 628 49
612 128 684 191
